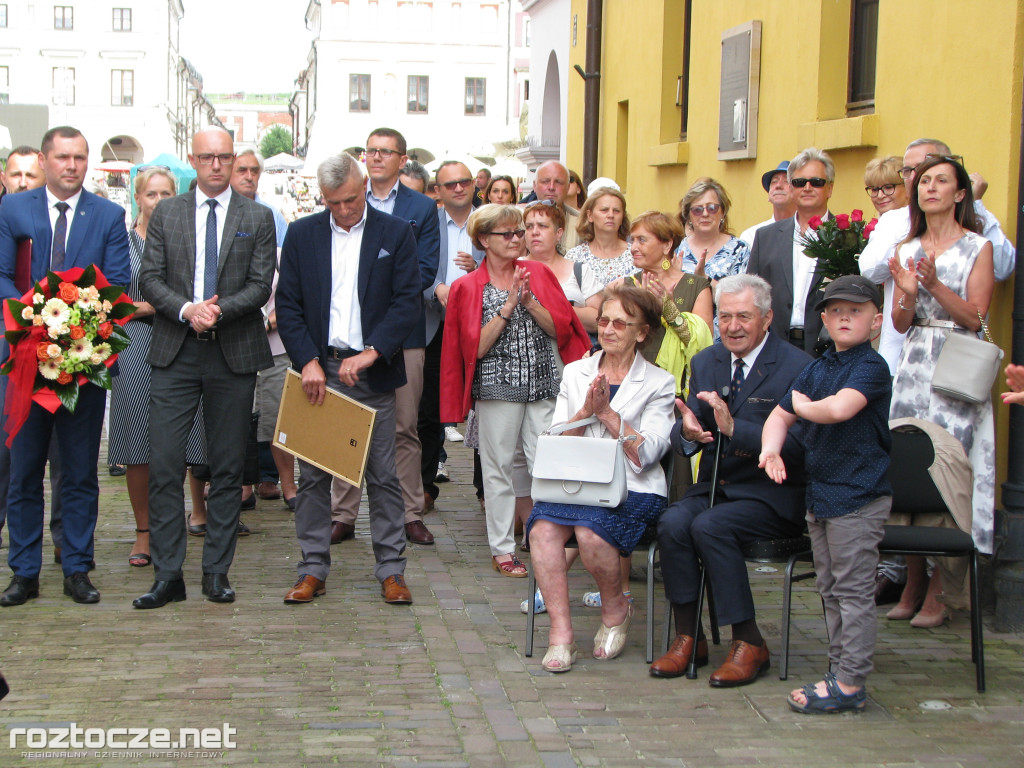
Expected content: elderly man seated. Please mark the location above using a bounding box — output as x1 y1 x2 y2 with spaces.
652 274 810 686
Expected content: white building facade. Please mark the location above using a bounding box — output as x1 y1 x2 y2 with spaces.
299 0 529 169
517 0 568 171
0 1 219 164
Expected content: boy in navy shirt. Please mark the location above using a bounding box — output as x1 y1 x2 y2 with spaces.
760 274 892 714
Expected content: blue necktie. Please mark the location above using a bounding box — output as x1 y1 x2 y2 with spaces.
51 201 70 271
204 199 218 299
730 359 745 404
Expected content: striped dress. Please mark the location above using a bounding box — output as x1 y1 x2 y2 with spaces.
107 228 206 466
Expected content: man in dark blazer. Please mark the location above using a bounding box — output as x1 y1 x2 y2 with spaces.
746 148 835 356
0 126 130 606
277 152 421 606
652 274 810 686
133 127 276 609
330 128 440 546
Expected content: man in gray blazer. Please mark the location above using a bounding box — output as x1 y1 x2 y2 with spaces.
746 148 834 356
134 127 276 609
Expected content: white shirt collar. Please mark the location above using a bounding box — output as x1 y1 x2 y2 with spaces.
195 185 233 212
731 330 770 372
329 204 368 234
45 186 82 212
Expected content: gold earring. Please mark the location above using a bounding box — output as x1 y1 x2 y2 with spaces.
661 259 672 271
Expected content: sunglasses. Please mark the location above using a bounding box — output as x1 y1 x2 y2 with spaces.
524 199 556 210
791 177 828 188
690 203 721 217
597 316 643 331
489 229 526 241
441 177 473 190
865 183 899 198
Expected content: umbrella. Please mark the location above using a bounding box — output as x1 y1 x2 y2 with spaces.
96 160 133 173
264 153 304 172
424 154 486 175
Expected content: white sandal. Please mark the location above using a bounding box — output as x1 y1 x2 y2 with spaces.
593 603 634 660
542 643 578 673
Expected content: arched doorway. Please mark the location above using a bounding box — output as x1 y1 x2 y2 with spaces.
101 135 143 164
541 52 561 147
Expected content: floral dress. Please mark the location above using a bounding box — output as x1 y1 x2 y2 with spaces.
566 242 634 286
676 236 750 279
889 232 996 553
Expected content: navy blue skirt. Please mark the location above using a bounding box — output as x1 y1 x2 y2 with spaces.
527 491 667 556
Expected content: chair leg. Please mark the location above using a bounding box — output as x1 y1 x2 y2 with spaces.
525 567 536 658
970 551 985 693
647 539 656 664
686 566 707 679
707 580 720 646
780 552 799 680
662 598 673 655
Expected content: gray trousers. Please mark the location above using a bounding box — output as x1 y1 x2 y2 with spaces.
148 336 256 581
293 356 406 583
807 495 891 688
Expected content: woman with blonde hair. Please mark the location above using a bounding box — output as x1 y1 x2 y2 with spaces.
566 187 634 285
675 177 749 281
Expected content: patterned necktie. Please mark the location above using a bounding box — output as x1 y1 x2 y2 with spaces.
51 201 70 271
730 359 745 404
204 199 218 299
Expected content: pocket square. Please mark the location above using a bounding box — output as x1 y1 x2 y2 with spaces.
377 248 391 259
235 231 251 238
746 397 776 404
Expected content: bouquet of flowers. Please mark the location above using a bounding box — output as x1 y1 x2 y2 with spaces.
2 265 135 444
798 210 878 282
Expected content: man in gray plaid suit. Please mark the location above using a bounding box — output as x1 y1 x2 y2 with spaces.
134 127 276 609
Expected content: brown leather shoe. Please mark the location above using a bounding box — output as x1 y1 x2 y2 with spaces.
405 520 435 545
874 573 903 605
708 640 770 688
331 521 354 544
649 634 709 678
381 574 413 604
284 575 326 604
423 492 436 513
257 481 281 500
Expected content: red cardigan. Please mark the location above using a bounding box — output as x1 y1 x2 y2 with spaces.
440 259 592 423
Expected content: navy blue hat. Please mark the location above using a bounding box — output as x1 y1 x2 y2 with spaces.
815 274 883 312
761 161 790 192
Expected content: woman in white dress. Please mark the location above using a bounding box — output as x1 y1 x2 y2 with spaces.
888 155 995 627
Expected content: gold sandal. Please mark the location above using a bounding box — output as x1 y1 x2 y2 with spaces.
594 603 634 660
542 643 578 673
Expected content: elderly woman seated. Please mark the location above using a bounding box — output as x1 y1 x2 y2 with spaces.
526 284 676 672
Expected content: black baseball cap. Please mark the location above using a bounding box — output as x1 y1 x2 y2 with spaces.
761 161 789 192
815 274 883 311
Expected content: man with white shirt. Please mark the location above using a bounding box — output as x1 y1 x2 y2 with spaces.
746 148 835 356
739 161 796 248
858 137 1016 373
421 161 484 508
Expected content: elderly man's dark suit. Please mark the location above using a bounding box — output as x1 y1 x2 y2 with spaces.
139 189 275 582
746 217 827 355
276 205 420 583
658 331 810 627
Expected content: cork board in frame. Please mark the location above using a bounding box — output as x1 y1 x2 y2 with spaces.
273 369 377 487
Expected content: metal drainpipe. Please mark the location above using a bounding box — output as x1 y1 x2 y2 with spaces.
995 80 1024 632
576 0 603 187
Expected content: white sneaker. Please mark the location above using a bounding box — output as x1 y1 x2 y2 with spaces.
445 426 464 442
435 462 450 483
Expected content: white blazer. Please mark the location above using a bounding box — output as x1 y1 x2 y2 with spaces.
550 350 676 497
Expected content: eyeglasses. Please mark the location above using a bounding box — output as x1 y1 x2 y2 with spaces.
690 203 721 217
900 154 966 180
597 316 643 331
365 148 401 159
791 177 828 188
865 183 898 198
488 229 526 241
441 177 473 190
195 153 235 166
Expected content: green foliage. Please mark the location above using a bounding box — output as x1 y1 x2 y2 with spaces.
259 125 293 159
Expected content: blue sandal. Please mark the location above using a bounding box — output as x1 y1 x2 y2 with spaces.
788 673 867 715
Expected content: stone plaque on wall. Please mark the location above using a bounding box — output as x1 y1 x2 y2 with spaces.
718 20 762 160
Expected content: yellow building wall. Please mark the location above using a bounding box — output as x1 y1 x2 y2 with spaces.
567 0 1024 496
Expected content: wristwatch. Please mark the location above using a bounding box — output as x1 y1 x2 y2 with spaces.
364 345 377 354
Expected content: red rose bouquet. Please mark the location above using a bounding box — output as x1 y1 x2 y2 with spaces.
2 265 135 445
798 209 879 281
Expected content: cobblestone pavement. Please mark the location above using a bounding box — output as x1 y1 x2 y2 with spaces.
2 441 1023 767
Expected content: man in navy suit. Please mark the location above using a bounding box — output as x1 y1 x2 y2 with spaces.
277 152 421 606
0 126 130 606
330 128 440 546
652 275 810 686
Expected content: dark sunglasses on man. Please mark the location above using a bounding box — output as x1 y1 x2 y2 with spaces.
791 177 828 188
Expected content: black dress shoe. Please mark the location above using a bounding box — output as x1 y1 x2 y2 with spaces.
133 579 187 609
240 492 257 511
0 575 40 607
63 572 100 604
202 573 235 603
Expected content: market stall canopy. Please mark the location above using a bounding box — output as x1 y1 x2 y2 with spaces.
96 160 133 173
264 153 304 172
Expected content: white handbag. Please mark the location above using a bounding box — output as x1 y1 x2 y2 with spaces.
531 416 635 508
931 312 1003 405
